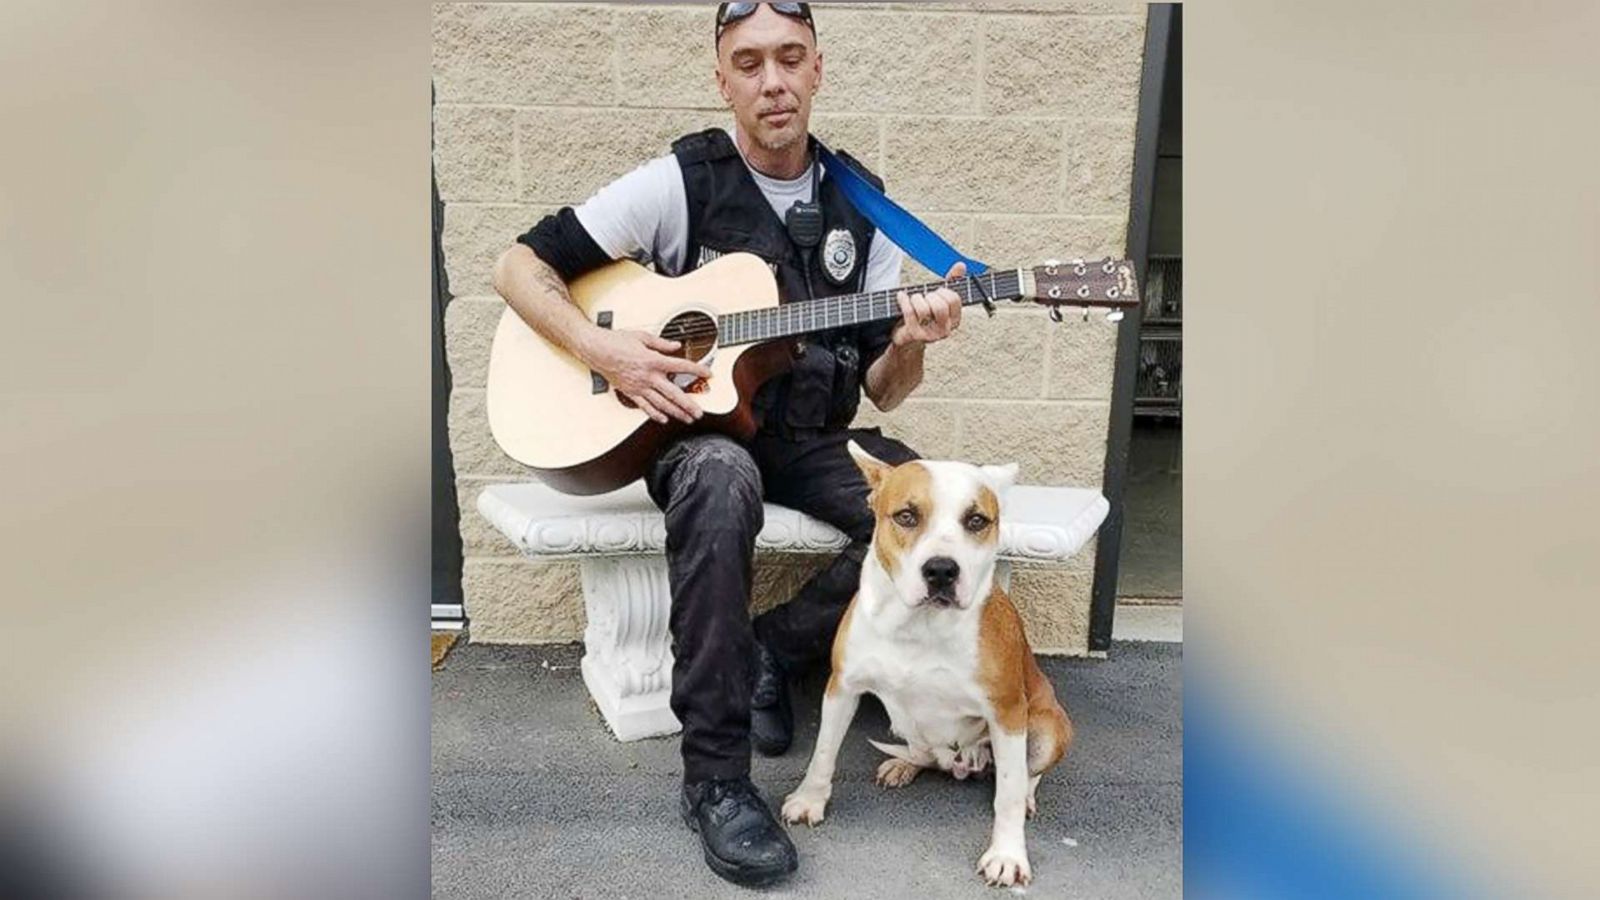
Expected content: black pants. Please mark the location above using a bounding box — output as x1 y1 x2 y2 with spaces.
643 426 918 783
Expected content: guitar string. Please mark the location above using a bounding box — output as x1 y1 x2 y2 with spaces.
646 271 1032 346
656 281 1022 345
653 269 1119 346
628 262 1122 344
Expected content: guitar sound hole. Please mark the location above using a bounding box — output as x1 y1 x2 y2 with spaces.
615 310 719 409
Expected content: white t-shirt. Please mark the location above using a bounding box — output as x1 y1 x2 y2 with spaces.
572 129 903 289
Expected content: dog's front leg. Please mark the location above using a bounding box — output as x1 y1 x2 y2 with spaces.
976 726 1032 887
781 684 860 827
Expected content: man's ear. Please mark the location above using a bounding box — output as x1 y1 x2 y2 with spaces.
980 462 1018 505
714 65 730 106
847 440 889 493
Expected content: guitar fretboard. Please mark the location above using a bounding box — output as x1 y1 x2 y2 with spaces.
718 269 1024 346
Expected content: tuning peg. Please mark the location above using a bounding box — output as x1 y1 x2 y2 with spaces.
1081 306 1089 323
1043 258 1061 267
1105 309 1125 323
1048 306 1064 323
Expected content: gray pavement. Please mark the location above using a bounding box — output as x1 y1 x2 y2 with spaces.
432 640 1181 899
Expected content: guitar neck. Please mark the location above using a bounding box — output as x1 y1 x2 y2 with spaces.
717 269 1029 347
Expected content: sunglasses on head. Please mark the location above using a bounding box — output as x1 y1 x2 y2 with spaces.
715 3 815 45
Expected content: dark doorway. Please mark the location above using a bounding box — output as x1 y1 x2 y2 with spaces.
1090 5 1181 650
1119 6 1182 604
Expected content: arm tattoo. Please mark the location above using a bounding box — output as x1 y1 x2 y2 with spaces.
533 260 573 304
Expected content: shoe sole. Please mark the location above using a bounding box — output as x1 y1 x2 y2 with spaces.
680 798 798 888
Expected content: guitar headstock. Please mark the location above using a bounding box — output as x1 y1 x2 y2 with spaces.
1022 258 1140 315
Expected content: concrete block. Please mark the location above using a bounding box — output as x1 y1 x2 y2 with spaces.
463 558 585 643
456 476 528 558
1045 312 1118 400
884 116 1062 213
984 14 1145 118
883 2 1142 10
448 388 532 479
968 214 1125 267
616 6 722 110
811 114 881 170
443 297 507 394
812 11 981 115
441 203 549 298
516 107 724 204
917 308 1050 400
433 105 517 202
751 555 832 616
961 400 1110 486
851 398 967 461
1009 562 1092 656
433 3 615 106
1064 117 1137 215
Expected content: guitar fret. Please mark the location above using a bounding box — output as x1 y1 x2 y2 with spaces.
720 269 1039 346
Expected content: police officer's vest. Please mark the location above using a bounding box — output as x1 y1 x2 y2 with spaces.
671 128 889 439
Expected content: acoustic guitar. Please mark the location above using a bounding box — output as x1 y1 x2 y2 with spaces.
486 253 1139 495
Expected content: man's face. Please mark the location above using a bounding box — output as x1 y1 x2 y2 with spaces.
715 5 822 155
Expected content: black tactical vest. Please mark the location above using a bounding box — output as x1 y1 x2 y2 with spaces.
671 128 891 439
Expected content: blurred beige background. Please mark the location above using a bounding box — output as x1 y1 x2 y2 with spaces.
432 2 1148 651
5 2 1600 896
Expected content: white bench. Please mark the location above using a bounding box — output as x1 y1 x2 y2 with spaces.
477 480 1108 741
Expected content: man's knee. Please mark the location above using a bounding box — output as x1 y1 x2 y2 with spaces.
661 436 763 531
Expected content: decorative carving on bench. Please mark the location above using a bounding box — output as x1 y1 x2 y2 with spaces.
484 482 1107 563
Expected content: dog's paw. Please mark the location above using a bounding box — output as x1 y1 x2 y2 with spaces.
781 788 829 826
875 757 922 788
977 845 1032 887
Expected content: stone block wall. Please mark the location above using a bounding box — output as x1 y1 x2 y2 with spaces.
434 2 1146 653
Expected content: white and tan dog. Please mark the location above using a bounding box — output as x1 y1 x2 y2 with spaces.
781 443 1073 888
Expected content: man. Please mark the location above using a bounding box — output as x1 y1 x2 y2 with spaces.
492 3 964 886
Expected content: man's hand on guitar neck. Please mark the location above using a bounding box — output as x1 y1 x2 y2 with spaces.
582 328 712 426
890 261 965 349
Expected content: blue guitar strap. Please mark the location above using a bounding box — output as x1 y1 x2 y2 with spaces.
816 143 991 279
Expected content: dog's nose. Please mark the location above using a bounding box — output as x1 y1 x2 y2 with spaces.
921 556 960 588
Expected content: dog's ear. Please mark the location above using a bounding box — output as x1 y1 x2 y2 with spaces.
847 440 890 492
980 462 1018 503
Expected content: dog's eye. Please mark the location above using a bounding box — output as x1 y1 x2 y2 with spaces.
964 513 991 532
893 509 919 528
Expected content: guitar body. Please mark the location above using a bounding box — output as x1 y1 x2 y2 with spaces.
486 252 793 495
486 250 1138 496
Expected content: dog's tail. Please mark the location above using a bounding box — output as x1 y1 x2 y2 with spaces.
868 739 918 762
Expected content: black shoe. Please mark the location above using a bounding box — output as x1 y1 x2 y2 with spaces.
750 641 794 757
680 777 798 887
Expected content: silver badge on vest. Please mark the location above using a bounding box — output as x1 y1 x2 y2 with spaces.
822 228 857 286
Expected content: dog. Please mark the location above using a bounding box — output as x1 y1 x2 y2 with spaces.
780 442 1073 888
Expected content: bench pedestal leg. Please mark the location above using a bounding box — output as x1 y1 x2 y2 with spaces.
578 556 682 741
574 558 1015 741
